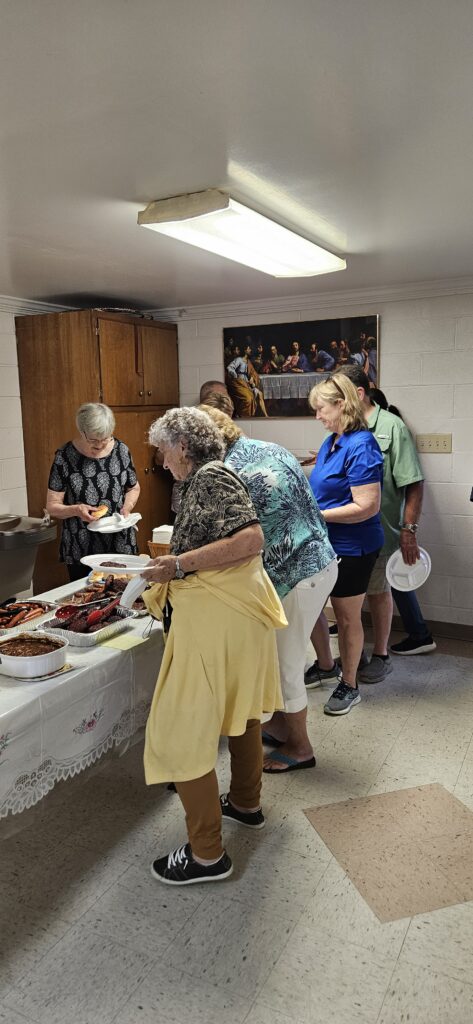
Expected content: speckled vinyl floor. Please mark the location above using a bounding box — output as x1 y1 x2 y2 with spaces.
2 637 473 1024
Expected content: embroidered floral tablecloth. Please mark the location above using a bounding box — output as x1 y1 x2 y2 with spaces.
0 581 164 818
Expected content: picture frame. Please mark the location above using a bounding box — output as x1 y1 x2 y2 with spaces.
223 314 379 418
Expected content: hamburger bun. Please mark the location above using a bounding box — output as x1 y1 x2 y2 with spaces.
90 504 109 520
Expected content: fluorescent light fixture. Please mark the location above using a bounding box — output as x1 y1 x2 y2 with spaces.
137 190 346 278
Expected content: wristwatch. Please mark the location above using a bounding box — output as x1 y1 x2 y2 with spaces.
174 557 185 579
400 522 418 534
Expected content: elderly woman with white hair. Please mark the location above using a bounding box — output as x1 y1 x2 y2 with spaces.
140 406 286 887
46 402 140 581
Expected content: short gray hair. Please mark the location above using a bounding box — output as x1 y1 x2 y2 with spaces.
149 407 225 468
76 403 115 438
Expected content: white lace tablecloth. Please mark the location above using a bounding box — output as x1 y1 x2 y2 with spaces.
260 370 330 400
0 580 164 818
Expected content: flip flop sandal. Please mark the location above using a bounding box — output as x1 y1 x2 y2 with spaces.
263 751 316 774
261 731 285 748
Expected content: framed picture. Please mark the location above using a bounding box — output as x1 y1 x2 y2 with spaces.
223 314 379 418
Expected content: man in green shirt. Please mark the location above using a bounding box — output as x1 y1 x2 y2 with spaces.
339 366 435 682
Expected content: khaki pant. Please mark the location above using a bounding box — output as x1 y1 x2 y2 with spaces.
176 719 262 859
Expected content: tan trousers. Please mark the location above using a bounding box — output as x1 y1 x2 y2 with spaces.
175 718 263 859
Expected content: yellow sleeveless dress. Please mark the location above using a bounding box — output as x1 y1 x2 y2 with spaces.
143 555 287 784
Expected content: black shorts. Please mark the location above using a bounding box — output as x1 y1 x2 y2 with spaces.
331 550 379 599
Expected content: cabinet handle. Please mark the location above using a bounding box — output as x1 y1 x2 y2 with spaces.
151 465 156 473
147 390 152 396
144 467 149 475
139 390 144 397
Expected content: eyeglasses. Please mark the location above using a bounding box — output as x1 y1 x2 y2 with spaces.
83 432 114 447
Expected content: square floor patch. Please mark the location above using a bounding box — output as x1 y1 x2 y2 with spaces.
304 784 473 922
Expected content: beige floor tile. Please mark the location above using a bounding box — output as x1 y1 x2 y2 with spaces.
305 786 472 921
379 783 473 839
400 903 473 985
114 962 251 1024
161 893 303 998
257 923 393 1024
346 837 464 921
305 794 409 854
4 920 155 1024
422 830 473 900
301 859 410 963
378 961 473 1024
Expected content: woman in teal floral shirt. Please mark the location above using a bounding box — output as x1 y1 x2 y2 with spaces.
201 406 338 773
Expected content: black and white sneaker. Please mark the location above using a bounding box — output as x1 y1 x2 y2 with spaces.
220 794 265 830
305 659 342 690
151 843 233 886
390 636 437 656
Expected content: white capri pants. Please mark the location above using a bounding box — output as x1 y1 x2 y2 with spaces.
276 557 338 714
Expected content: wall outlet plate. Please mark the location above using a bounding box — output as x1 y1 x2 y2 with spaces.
416 433 452 453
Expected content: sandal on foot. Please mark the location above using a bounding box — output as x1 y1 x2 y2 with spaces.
263 751 316 774
261 731 285 748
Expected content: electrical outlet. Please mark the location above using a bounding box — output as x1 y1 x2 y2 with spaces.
416 433 452 453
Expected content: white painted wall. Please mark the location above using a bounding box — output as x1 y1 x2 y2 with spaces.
3 287 473 626
174 290 473 627
0 312 27 516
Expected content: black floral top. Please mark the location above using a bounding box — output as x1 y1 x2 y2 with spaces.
48 440 138 565
170 461 259 556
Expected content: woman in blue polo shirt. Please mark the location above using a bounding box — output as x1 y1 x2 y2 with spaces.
309 374 383 716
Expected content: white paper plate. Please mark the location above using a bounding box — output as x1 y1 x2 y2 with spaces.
386 547 431 592
80 554 151 575
87 512 142 534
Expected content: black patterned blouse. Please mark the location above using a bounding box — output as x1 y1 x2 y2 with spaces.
48 440 139 565
170 461 259 556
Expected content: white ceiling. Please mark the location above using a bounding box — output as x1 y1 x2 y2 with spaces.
1 0 473 310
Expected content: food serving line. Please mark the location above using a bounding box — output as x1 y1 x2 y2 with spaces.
0 568 164 819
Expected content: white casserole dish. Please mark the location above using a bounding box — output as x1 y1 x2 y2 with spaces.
0 631 69 679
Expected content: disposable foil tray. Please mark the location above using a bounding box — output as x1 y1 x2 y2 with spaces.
41 606 135 647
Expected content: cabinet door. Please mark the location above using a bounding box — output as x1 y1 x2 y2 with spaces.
112 409 172 553
16 309 102 593
141 325 179 406
98 318 145 406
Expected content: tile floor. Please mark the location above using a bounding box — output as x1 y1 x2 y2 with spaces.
2 637 473 1023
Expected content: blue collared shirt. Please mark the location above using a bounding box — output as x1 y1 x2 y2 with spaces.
309 430 384 556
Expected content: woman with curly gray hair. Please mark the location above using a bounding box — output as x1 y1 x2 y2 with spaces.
141 407 286 887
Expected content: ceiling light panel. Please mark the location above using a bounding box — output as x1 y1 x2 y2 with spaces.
138 190 346 278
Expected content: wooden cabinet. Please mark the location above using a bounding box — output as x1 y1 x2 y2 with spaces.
97 317 179 408
16 309 178 593
140 324 179 405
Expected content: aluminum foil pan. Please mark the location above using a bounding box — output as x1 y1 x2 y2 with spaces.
41 606 135 647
